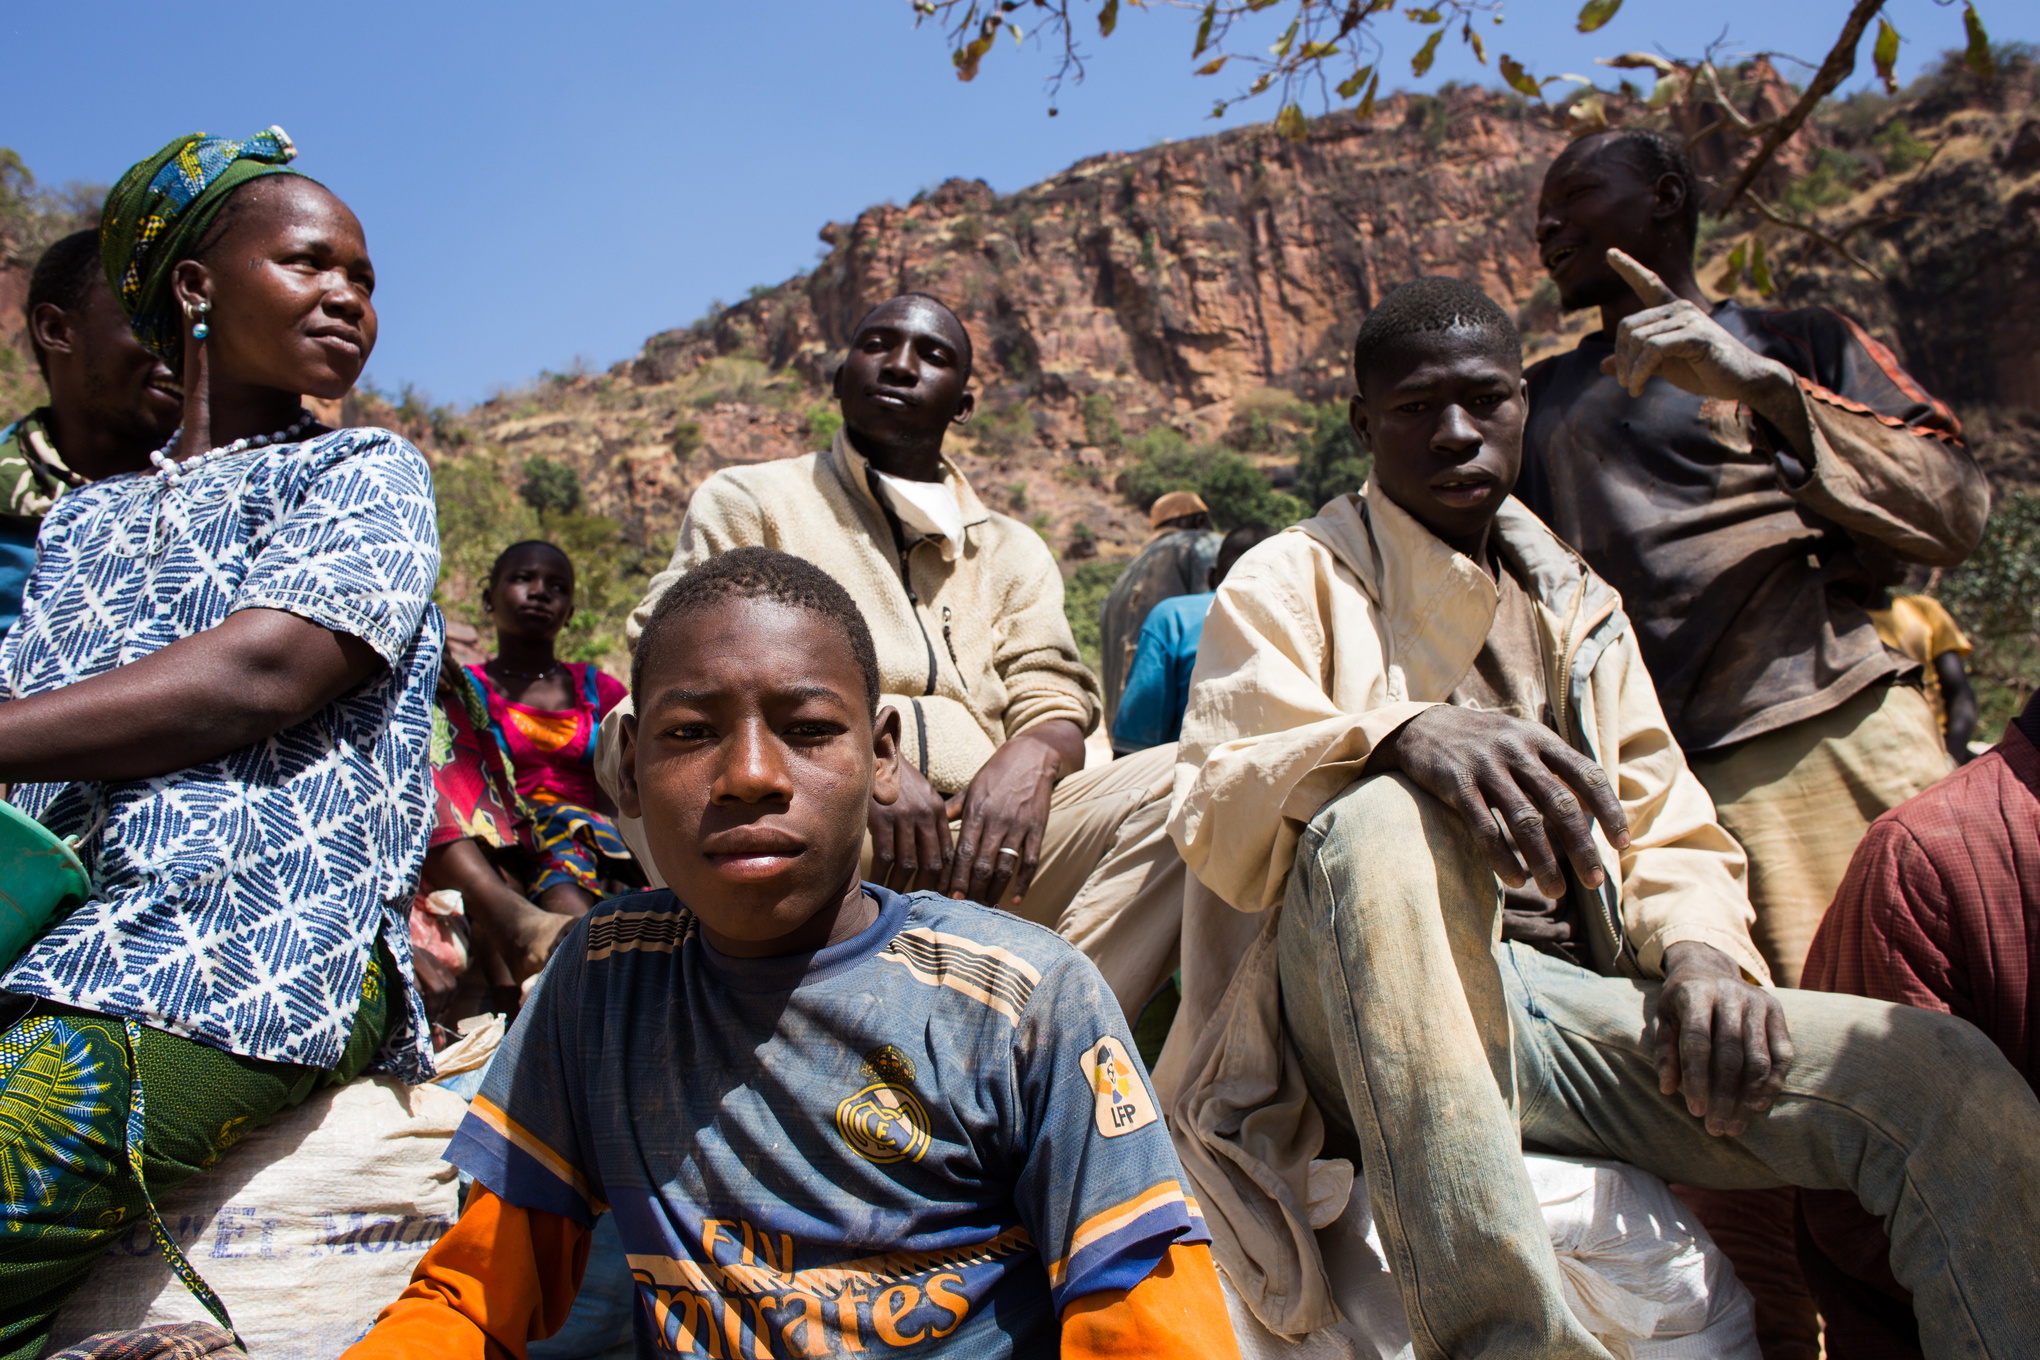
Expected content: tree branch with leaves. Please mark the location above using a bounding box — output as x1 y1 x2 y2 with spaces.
909 0 2000 290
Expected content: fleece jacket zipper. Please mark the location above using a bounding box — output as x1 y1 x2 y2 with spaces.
896 542 940 697
887 530 939 779
941 606 970 697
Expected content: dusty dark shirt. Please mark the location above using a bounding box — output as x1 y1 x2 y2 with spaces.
1520 302 1977 754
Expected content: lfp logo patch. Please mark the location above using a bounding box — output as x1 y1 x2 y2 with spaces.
1085 1037 1157 1139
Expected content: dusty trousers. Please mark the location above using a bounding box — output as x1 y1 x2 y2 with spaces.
1687 680 1949 988
1683 681 1950 1360
603 741 1185 1023
1276 772 2040 1360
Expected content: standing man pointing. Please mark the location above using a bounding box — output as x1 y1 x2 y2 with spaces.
1521 128 1989 1357
1522 129 1986 989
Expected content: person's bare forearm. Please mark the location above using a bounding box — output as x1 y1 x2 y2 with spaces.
0 608 381 783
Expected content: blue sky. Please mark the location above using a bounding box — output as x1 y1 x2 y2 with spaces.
6 1 2024 406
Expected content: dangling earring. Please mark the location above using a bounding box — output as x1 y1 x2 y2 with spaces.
185 298 211 341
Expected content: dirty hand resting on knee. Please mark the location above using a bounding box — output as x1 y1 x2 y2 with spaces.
870 718 1083 907
1368 704 1794 1139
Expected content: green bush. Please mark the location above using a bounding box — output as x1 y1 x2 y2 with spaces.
685 356 796 410
670 419 704 460
541 510 674 669
1225 389 1312 455
1080 393 1123 450
436 446 668 676
1940 488 2040 735
435 449 536 627
802 404 843 447
519 456 582 514
1063 559 1128 674
1122 428 1307 532
1873 119 1933 175
1780 147 1868 215
974 403 1040 460
1294 402 1372 512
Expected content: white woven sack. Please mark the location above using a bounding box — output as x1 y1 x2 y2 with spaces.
1218 1154 1760 1360
45 1076 464 1359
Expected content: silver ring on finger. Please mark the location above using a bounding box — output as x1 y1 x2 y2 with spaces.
994 846 1021 865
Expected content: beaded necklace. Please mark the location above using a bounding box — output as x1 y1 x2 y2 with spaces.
487 658 563 683
150 410 318 485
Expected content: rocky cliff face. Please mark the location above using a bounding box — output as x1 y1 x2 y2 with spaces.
1769 63 2040 478
450 83 1577 565
423 63 2040 568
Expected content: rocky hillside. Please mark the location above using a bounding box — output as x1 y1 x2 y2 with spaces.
423 57 2035 579
433 80 1574 575
1765 60 2040 477
7 55 2035 696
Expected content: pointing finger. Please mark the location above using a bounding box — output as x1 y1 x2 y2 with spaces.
1608 248 1680 307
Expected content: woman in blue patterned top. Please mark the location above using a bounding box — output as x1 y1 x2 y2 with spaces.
0 129 441 1354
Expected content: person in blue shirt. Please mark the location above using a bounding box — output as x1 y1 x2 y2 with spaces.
1112 525 1274 756
349 547 1238 1360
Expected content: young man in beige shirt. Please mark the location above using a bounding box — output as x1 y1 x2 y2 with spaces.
1163 277 2040 1359
599 294 1184 1019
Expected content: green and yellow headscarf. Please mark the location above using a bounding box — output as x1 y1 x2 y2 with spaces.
100 126 301 361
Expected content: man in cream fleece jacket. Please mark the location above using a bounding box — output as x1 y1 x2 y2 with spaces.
1160 278 2040 1359
598 293 1184 1019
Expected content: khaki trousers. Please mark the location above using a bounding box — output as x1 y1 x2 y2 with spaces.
1686 681 1949 987
597 708 1183 1022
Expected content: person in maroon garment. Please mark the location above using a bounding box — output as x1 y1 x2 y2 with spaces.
1795 688 2040 1359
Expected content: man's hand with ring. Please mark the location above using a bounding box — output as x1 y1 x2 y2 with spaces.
944 720 1084 905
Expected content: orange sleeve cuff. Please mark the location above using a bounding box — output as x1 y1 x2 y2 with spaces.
1059 1242 1240 1360
341 1185 593 1360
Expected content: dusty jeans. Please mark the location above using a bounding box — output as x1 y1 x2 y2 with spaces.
1277 773 2040 1360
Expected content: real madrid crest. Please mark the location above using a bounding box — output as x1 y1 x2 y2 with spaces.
835 1045 933 1165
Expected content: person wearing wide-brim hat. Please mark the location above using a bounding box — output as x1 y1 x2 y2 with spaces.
1097 490 1219 729
0 128 442 1353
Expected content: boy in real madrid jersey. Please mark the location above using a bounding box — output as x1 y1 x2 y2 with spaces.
347 547 1236 1360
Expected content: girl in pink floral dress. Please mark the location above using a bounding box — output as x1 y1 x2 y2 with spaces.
468 540 636 916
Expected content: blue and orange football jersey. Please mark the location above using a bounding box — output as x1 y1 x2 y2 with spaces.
447 884 1208 1357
